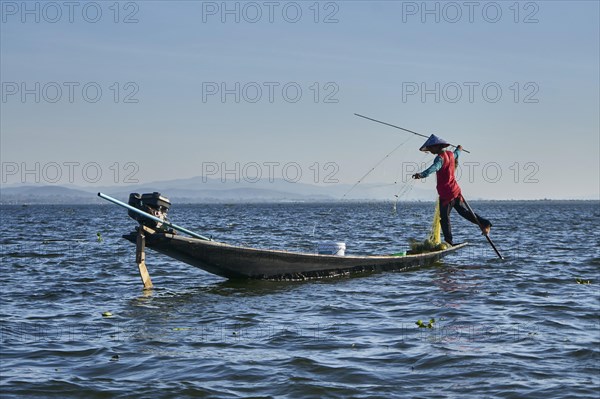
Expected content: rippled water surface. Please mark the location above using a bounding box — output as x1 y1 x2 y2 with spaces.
1 201 599 398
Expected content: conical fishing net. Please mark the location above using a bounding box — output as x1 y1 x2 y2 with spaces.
409 201 447 253
428 201 441 245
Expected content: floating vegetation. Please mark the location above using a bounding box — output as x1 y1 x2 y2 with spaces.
576 278 591 285
416 318 436 329
102 311 113 317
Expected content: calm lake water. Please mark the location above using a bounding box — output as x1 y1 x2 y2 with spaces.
1 201 599 398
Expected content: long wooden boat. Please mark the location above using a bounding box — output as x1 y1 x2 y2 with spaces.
98 192 468 283
123 230 468 280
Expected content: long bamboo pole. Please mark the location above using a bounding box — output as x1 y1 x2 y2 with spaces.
354 113 471 153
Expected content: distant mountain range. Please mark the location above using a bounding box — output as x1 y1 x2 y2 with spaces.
0 176 435 204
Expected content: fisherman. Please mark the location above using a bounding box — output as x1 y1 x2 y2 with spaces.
412 134 492 246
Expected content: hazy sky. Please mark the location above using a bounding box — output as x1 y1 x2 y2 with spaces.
1 0 598 199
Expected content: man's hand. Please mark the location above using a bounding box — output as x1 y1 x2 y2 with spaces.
412 173 422 179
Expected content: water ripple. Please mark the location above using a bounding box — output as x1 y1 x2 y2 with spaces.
1 202 599 398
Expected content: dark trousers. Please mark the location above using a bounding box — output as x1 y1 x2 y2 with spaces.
439 196 491 245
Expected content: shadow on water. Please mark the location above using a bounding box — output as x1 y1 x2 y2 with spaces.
126 279 310 315
128 256 467 309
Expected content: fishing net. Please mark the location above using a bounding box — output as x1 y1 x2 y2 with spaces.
428 201 441 245
409 201 446 253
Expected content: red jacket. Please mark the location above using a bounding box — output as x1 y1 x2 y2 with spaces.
436 151 461 205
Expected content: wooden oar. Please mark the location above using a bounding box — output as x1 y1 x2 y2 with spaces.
461 196 504 259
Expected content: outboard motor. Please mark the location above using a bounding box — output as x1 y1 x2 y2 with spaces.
128 192 171 229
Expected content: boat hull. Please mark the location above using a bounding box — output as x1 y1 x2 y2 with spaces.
124 232 468 280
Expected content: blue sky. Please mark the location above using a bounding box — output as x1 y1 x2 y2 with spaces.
1 0 598 199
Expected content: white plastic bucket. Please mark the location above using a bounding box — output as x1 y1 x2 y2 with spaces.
318 242 346 256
